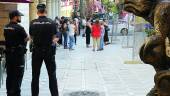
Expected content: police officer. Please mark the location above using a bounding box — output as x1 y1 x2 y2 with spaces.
29 4 59 96
4 10 29 96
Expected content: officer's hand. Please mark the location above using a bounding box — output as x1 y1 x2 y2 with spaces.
25 36 30 42
53 38 59 44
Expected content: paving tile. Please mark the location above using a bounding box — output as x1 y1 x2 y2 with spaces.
0 37 155 96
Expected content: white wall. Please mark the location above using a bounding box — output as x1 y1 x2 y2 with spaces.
17 3 29 34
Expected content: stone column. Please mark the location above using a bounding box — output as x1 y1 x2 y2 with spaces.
52 0 56 19
39 0 46 4
46 0 52 18
58 0 61 17
29 0 39 21
56 0 59 17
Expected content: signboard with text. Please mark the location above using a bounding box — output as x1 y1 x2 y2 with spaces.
0 0 32 3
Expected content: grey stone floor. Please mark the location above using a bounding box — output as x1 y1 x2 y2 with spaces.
0 37 155 96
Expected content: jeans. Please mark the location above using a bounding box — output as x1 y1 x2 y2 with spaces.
31 47 59 96
100 36 104 49
63 32 68 48
86 33 90 45
69 35 75 49
58 32 62 45
6 52 25 96
74 34 77 45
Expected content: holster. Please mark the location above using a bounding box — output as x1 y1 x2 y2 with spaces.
33 45 56 56
6 45 27 55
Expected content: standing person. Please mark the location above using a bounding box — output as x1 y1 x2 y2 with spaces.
58 16 65 45
68 20 76 50
81 17 86 37
61 18 68 49
74 17 79 36
99 21 105 51
104 20 110 45
85 18 92 48
91 20 101 51
73 20 78 45
54 16 62 46
4 10 29 96
29 4 59 96
78 17 81 35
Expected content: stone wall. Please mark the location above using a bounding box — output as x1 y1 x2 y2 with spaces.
0 4 17 41
18 3 29 33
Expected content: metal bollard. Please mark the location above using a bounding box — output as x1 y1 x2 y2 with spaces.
25 52 28 70
0 57 2 88
1 57 5 86
0 41 5 88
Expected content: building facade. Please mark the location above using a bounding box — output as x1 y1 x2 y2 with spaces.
30 0 61 20
0 0 61 41
0 3 31 40
60 0 74 17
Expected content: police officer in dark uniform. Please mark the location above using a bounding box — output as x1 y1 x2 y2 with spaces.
4 10 29 96
29 4 59 96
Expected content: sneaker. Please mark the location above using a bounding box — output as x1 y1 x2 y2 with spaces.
87 46 92 48
64 47 68 49
92 49 95 52
86 45 91 48
97 49 101 51
69 48 74 51
105 42 110 45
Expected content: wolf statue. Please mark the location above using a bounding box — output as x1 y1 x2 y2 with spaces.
124 0 170 96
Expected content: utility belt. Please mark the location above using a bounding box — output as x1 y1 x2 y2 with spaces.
6 45 27 55
32 45 56 55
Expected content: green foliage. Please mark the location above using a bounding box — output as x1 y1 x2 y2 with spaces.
102 0 118 13
145 28 155 37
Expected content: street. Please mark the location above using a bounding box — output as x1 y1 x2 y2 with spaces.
0 36 155 96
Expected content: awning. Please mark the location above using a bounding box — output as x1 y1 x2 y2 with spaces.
0 0 33 3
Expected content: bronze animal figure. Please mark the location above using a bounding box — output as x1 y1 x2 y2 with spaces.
124 0 170 96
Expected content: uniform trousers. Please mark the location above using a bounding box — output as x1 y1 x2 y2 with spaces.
31 47 59 96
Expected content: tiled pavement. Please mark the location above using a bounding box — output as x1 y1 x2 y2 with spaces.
0 37 155 96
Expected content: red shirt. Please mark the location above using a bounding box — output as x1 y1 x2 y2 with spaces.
92 24 101 37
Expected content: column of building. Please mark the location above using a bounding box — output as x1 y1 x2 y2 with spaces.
46 0 52 18
52 0 61 19
57 0 61 17
29 0 39 21
39 0 46 4
29 0 61 21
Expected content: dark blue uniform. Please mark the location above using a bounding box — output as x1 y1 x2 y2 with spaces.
29 16 59 96
4 22 28 96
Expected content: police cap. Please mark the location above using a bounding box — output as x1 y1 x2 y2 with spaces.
9 10 24 19
37 3 46 11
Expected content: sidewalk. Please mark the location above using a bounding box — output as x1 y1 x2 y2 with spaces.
0 37 155 96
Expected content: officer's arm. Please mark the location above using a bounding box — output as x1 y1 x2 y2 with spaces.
3 25 7 38
29 21 34 52
29 21 34 39
20 26 29 42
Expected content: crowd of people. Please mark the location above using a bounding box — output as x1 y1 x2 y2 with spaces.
54 16 111 52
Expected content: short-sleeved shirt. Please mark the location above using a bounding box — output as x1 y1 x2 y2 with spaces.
68 24 75 36
92 24 101 37
4 22 28 48
29 16 57 47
